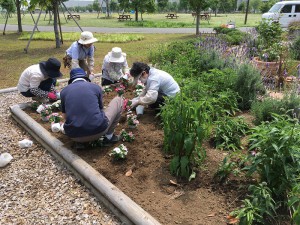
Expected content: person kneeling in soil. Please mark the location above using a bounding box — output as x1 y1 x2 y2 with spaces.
17 58 62 103
60 68 123 148
129 62 180 116
101 47 130 86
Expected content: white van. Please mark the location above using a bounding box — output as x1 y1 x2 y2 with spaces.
262 1 300 28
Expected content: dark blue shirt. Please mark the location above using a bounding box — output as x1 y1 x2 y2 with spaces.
60 80 108 138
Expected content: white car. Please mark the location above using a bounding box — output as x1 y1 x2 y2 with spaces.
262 1 300 28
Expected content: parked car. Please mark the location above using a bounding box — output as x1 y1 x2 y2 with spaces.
262 1 300 28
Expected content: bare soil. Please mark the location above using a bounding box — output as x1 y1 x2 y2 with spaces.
24 89 250 225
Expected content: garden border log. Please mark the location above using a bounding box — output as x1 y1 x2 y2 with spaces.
10 103 161 225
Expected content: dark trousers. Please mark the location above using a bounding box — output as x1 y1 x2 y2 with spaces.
149 92 167 109
21 78 55 97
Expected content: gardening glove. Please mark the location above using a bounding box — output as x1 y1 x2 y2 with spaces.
47 92 57 101
55 92 61 100
130 98 139 109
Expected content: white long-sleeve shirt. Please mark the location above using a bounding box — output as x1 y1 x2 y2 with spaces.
101 52 129 82
136 68 180 105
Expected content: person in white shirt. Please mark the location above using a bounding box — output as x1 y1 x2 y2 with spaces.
129 62 180 116
17 58 62 102
65 31 98 78
101 47 130 86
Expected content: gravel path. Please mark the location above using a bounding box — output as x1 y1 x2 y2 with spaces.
0 90 121 225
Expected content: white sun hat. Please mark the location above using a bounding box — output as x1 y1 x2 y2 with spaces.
109 47 126 63
78 31 98 45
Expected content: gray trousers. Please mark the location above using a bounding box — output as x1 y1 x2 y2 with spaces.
71 96 123 143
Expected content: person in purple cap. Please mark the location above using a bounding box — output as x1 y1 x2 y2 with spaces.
17 57 63 102
60 68 123 149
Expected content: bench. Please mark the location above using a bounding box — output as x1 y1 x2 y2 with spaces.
118 14 132 21
67 14 80 20
165 13 179 19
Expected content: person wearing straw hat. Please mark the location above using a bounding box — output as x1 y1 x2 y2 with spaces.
64 31 98 79
60 68 123 149
129 62 180 117
17 57 63 103
101 47 130 86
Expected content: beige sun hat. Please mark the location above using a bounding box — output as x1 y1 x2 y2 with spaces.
78 31 98 45
109 47 126 63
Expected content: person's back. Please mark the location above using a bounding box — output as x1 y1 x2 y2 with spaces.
61 81 107 138
147 68 180 97
61 68 123 146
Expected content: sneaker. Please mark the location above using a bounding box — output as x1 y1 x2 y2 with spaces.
102 134 120 146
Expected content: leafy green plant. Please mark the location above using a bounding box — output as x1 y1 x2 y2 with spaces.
214 157 238 183
256 19 283 62
246 114 300 199
213 116 249 151
234 63 265 110
161 94 212 179
231 182 276 225
290 36 300 61
251 93 300 125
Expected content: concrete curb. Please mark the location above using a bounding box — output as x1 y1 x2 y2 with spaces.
10 103 161 225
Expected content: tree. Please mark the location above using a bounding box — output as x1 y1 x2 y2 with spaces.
250 0 261 13
29 0 62 48
179 0 190 12
157 0 168 12
92 0 101 13
188 0 209 35
208 0 219 16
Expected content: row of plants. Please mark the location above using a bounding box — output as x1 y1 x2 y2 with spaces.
148 22 300 223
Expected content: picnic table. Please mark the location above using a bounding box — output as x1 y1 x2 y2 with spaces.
67 14 80 20
192 12 210 24
118 14 132 21
165 13 179 19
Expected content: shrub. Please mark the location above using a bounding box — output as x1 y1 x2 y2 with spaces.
290 36 300 60
233 63 265 110
251 93 300 125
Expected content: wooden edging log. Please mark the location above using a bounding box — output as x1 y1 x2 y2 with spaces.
10 103 161 225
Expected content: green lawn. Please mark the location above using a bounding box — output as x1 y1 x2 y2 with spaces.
0 32 195 89
0 12 262 28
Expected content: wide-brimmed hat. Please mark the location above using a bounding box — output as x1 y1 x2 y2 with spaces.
39 58 63 78
68 68 90 84
109 47 126 63
78 31 98 45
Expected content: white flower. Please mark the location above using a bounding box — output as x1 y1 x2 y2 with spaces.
114 147 121 154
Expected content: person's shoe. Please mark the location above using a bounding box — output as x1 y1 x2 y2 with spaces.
102 134 120 146
32 96 49 103
73 142 86 150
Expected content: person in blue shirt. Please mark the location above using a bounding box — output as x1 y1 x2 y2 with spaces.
64 31 98 78
60 68 123 147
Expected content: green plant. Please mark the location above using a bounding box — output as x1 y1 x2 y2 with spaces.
256 19 283 62
161 94 211 179
214 157 238 183
251 93 300 125
48 113 62 123
231 182 276 225
290 36 300 61
120 129 135 142
288 20 300 33
214 116 249 151
246 114 300 199
234 63 266 110
109 144 128 160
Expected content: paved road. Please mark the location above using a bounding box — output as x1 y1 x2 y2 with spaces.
0 24 253 34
